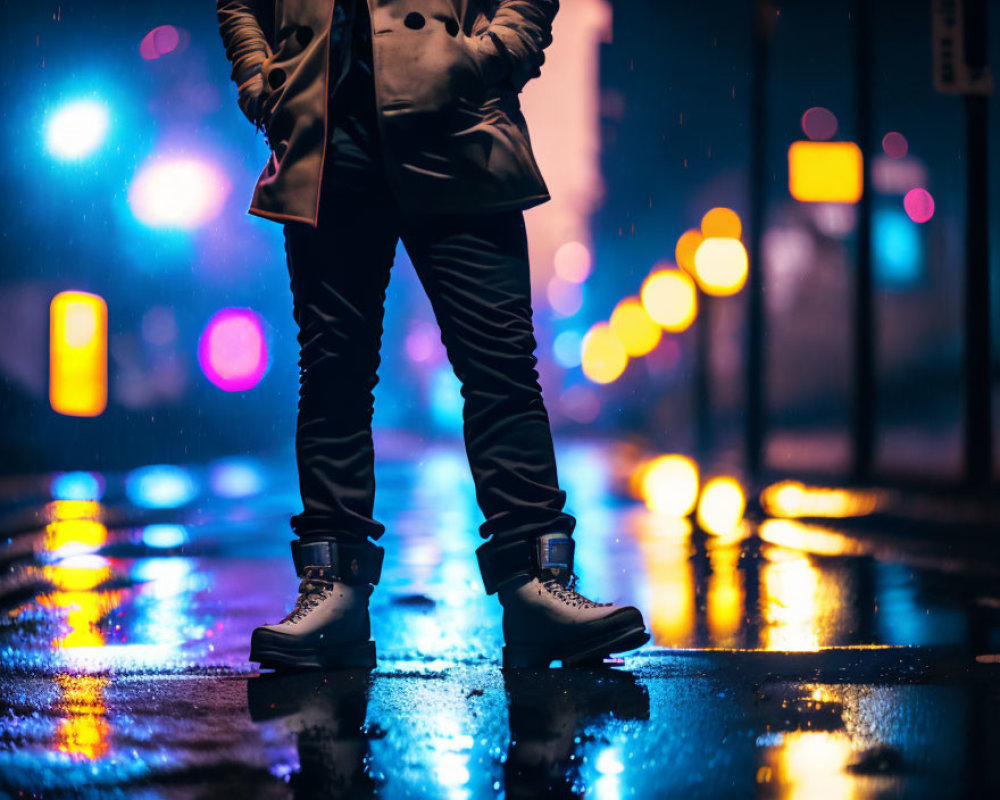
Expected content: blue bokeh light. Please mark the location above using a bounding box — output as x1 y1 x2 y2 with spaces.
126 464 198 509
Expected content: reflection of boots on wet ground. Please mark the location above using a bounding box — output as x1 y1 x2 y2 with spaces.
247 669 374 800
503 668 651 799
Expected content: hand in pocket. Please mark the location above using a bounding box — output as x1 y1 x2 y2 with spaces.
237 71 267 131
469 32 512 87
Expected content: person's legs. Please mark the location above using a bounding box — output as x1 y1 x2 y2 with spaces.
251 179 400 671
400 208 649 668
283 182 401 546
399 208 576 545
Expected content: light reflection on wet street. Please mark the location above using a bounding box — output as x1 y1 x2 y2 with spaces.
1 440 997 798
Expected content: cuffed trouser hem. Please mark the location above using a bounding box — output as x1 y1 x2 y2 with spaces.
289 514 384 544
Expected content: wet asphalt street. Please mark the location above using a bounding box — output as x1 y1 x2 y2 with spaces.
1 439 998 798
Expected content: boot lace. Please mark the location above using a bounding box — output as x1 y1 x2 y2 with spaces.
541 572 611 610
280 567 336 624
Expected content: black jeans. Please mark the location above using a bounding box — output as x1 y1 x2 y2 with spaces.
282 154 576 547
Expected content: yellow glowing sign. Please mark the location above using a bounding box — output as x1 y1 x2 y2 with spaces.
581 322 628 384
788 140 864 204
639 454 700 517
609 297 662 356
50 291 108 417
640 268 698 332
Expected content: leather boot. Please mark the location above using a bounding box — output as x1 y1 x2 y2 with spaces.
250 538 384 670
478 532 650 668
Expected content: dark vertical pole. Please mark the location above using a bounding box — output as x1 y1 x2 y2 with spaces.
695 293 713 459
962 0 992 488
746 0 772 488
852 0 876 483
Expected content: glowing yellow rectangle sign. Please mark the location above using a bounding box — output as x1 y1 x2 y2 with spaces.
50 291 107 417
788 141 864 204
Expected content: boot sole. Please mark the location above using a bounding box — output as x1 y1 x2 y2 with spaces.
503 624 651 669
250 631 376 671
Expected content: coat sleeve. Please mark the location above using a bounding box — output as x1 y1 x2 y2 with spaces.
483 0 560 91
216 0 273 89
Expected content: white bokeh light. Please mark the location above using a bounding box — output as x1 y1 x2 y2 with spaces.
46 100 110 160
128 157 231 229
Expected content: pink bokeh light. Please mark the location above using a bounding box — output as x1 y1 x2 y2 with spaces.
882 131 909 159
801 107 838 141
198 309 269 392
140 26 181 60
903 188 935 224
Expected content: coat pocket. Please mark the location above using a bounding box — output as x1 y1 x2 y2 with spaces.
374 27 485 115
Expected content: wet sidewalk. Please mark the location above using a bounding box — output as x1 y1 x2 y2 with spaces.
1 439 998 798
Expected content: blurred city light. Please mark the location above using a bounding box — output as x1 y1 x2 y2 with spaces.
44 518 108 560
640 268 697 332
207 457 265 498
693 238 749 296
139 25 181 60
547 275 584 316
553 241 593 283
54 675 111 759
762 546 821 651
759 519 868 558
141 524 188 549
871 155 928 195
881 131 909 158
761 480 885 518
674 229 703 274
635 513 695 645
44 555 112 592
45 100 109 160
581 322 628 384
430 365 463 429
43 499 102 524
788 141 864 204
706 541 743 641
128 157 231 229
700 207 742 239
903 187 935 223
696 476 746 535
771 732 854 799
198 308 269 392
406 319 445 364
49 291 108 417
609 297 661 356
125 464 198 509
639 454 699 517
875 210 922 286
50 472 106 501
553 329 584 368
800 106 838 141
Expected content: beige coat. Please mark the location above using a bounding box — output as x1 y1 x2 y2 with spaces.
216 0 559 226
